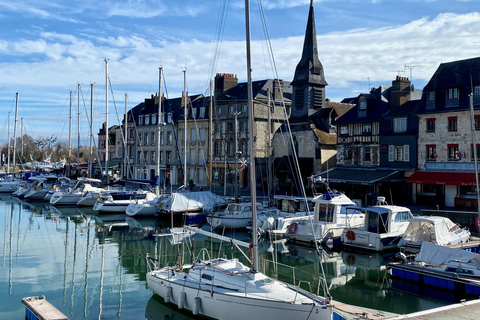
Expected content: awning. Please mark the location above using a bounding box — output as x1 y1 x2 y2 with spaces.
315 168 403 185
406 171 478 186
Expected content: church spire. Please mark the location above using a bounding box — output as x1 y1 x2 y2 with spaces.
290 1 328 121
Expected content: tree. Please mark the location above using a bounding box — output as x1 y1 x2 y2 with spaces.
34 136 57 161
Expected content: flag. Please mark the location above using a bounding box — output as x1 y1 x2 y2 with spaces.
456 151 462 160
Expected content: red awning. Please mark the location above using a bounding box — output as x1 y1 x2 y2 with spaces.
406 171 478 186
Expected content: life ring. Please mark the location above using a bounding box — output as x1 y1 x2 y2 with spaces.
476 217 479 231
287 222 298 234
346 230 356 241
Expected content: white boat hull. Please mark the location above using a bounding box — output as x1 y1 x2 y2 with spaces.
146 268 332 320
206 216 250 229
126 202 158 217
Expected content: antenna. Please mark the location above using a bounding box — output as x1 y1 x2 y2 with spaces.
387 69 405 77
404 64 422 86
364 77 371 92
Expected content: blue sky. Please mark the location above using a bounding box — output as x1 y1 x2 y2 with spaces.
0 0 479 147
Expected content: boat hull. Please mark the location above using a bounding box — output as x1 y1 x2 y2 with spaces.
146 270 332 320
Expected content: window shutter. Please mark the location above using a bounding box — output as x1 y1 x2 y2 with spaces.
404 145 410 162
388 145 394 162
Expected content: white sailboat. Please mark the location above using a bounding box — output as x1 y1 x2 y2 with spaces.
145 2 335 319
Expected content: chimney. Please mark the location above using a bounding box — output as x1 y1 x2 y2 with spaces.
214 73 238 97
391 76 411 108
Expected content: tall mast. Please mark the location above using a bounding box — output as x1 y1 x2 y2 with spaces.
21 118 24 163
183 69 187 188
77 84 81 170
68 91 72 177
245 0 258 271
7 112 10 173
209 80 213 191
89 84 94 178
124 93 128 179
105 59 109 183
156 67 163 195
13 93 18 173
470 93 480 226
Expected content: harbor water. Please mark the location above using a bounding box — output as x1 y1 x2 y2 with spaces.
0 194 465 319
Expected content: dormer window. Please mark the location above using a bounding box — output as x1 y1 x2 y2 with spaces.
138 116 143 125
447 87 458 99
359 100 367 111
145 115 150 125
393 118 407 133
428 90 435 101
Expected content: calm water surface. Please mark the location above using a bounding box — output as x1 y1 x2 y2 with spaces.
0 194 454 319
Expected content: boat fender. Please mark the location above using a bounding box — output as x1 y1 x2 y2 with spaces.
288 222 297 234
346 230 355 241
164 286 173 303
178 291 186 309
192 296 201 315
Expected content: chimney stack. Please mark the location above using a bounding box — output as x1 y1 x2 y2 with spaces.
391 76 411 108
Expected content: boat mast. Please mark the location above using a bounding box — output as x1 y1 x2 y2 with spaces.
209 80 213 191
77 84 81 171
183 69 187 188
124 93 128 179
68 91 72 177
105 59 109 184
156 67 163 195
245 0 258 271
7 112 10 173
13 92 18 174
21 118 24 164
469 92 480 224
89 84 94 178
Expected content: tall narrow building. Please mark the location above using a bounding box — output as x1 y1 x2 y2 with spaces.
290 0 328 122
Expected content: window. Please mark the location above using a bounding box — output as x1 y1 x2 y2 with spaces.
167 113 172 124
151 114 157 124
166 151 171 164
393 118 407 133
191 128 197 142
448 144 460 160
242 105 247 112
227 142 232 156
191 108 196 119
448 117 457 131
364 146 371 161
160 131 164 145
200 107 205 118
340 126 349 135
472 144 480 160
228 122 234 133
447 87 458 99
138 116 143 125
138 133 142 145
426 118 435 132
362 124 372 134
199 148 205 165
428 90 435 101
389 145 410 162
144 151 148 163
218 107 222 115
229 106 234 114
145 115 150 125
394 211 413 223
345 146 352 160
167 132 173 145
199 128 205 142
475 115 480 130
151 132 155 145
214 142 220 156
475 85 480 96
240 122 246 133
144 133 148 145
138 151 142 162
151 151 155 164
190 149 196 164
426 145 437 161
359 100 367 111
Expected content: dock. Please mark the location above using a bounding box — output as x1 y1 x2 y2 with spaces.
21 296 69 320
387 299 480 319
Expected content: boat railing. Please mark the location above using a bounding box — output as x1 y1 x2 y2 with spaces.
260 258 328 297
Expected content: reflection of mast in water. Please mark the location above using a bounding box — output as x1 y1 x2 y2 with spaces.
63 216 69 304
117 232 123 317
3 202 7 265
70 219 78 317
98 240 105 320
84 219 91 318
8 201 13 294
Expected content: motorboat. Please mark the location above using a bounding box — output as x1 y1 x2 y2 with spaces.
93 190 157 213
389 241 480 296
341 201 414 252
44 177 72 201
76 178 108 207
255 195 314 236
206 202 275 229
398 216 471 252
0 174 25 193
285 191 364 244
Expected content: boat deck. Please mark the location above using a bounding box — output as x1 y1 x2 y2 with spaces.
332 299 398 319
21 296 68 320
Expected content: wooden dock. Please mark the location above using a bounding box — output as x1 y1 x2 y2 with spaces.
21 296 69 320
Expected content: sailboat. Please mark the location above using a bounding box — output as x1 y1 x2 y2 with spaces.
145 2 335 319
